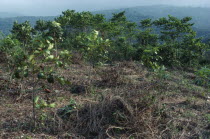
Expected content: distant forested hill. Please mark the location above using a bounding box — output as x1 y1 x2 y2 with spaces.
93 5 210 30
93 5 210 41
0 16 55 35
0 12 23 18
0 5 210 41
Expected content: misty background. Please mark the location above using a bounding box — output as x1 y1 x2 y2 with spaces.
0 0 210 16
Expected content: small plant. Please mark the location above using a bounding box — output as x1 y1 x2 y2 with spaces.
57 98 77 119
195 67 210 87
205 114 210 123
153 65 169 80
141 45 162 69
34 96 56 123
78 30 110 66
0 36 22 67
35 96 56 109
10 36 71 129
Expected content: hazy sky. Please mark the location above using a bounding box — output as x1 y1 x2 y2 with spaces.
0 0 210 16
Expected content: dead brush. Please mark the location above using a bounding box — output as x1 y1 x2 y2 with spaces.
71 51 84 64
96 66 124 87
0 52 7 63
72 96 134 138
118 61 145 75
60 95 169 138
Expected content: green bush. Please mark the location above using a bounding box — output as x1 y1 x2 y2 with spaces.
0 35 20 52
109 37 136 61
195 67 210 87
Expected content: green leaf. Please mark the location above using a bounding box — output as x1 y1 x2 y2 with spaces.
34 96 39 104
34 50 40 54
48 55 54 59
56 61 63 67
45 50 51 55
47 36 54 41
40 100 48 108
46 40 50 44
29 55 35 62
49 103 56 108
46 55 54 60
48 44 54 50
57 77 65 85
35 104 40 108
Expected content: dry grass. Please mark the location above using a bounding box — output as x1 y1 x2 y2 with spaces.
0 61 210 138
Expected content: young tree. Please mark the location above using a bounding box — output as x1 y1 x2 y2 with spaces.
11 21 34 46
55 10 76 37
11 35 71 129
152 15 204 67
78 30 110 66
153 15 194 43
137 18 158 46
46 21 63 56
34 20 48 33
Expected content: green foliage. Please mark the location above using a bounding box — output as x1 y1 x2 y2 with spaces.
153 15 194 43
153 65 169 80
78 30 110 65
35 96 56 109
2 9 209 71
0 35 27 68
195 67 210 87
57 98 77 119
136 28 158 46
140 45 161 69
205 114 210 123
0 31 4 39
180 32 205 66
2 9 210 136
11 21 34 45
47 21 63 42
22 36 69 80
52 10 207 69
111 11 127 23
140 19 153 28
152 15 204 67
34 20 63 44
109 37 136 61
0 35 20 52
34 20 48 32
56 10 104 36
9 37 70 81
5 31 71 129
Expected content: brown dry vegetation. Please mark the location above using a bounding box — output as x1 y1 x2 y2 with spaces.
0 59 210 139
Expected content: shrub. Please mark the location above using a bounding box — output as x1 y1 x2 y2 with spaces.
195 67 210 87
